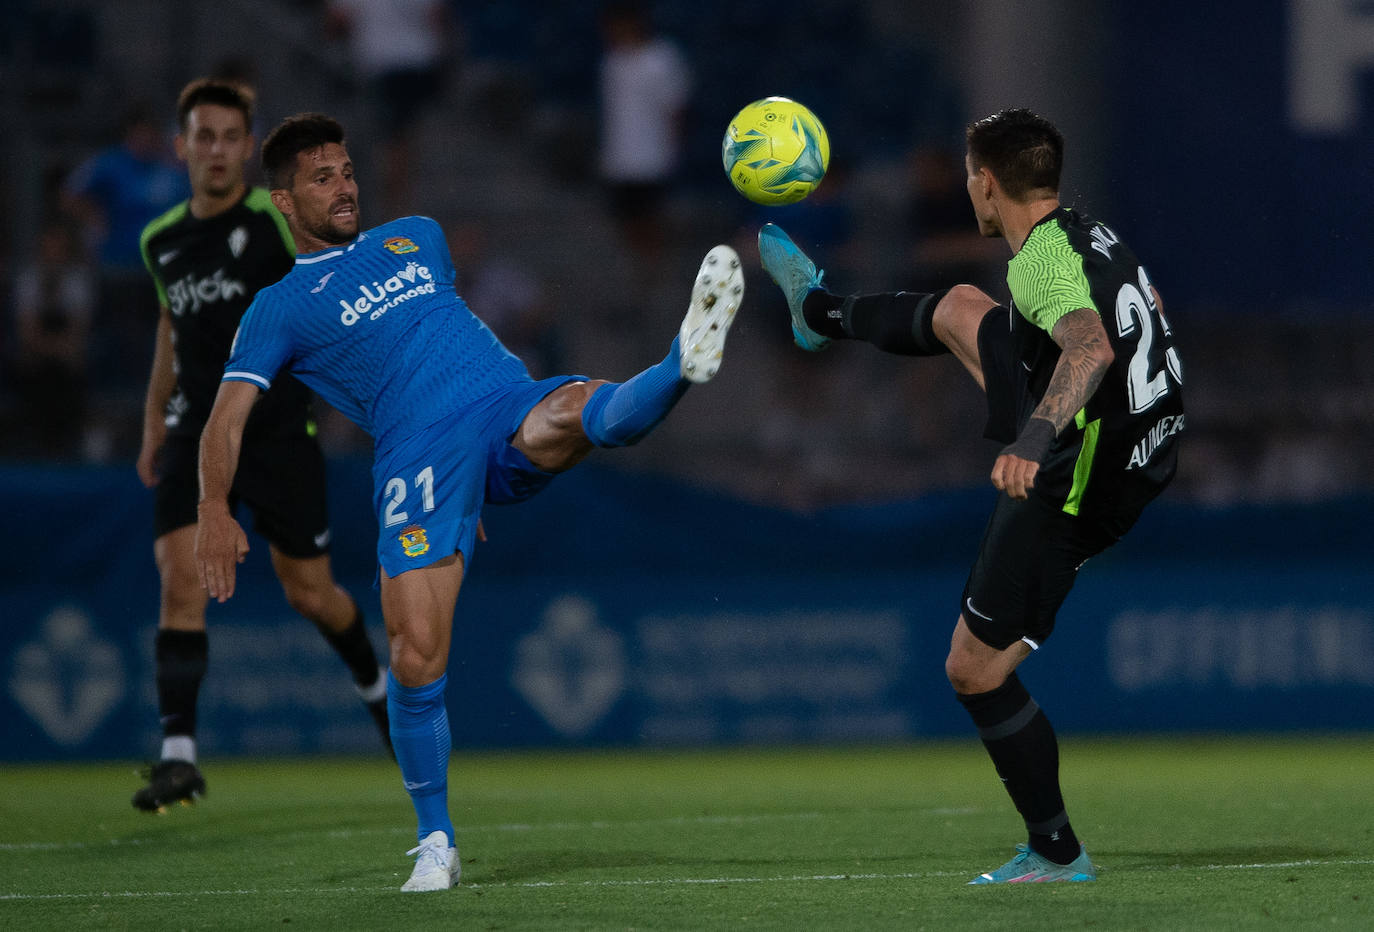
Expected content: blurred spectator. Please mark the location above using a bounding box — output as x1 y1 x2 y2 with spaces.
59 102 188 397
597 0 691 299
903 144 1006 298
325 0 455 219
9 219 98 459
447 219 563 380
59 102 188 276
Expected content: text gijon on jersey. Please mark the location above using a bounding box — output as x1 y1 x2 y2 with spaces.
168 268 247 316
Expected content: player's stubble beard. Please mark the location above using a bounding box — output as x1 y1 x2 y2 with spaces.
307 196 360 247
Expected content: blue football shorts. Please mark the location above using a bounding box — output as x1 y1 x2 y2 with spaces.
370 375 584 578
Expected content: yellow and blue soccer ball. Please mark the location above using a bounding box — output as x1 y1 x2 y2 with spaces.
721 97 830 206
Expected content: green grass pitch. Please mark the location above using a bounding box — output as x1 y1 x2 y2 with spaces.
2 737 1371 930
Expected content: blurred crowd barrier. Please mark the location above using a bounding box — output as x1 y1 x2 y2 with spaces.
3 1 1374 508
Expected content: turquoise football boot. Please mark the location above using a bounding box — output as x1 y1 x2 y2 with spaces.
968 844 1097 884
757 223 830 351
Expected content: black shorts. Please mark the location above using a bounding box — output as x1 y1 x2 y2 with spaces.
961 490 1140 651
965 306 1141 648
976 305 1027 445
152 432 333 558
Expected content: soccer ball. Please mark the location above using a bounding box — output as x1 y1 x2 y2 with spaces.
721 97 830 206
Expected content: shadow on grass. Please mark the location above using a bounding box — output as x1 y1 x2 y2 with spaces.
461 847 924 884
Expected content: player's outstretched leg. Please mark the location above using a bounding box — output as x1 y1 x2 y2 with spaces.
969 844 1097 884
757 223 830 351
760 222 958 358
581 245 742 448
678 244 743 383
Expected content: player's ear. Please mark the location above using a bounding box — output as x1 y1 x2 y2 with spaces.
174 133 188 163
979 166 998 201
270 188 293 218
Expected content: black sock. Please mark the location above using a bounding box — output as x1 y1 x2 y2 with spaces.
801 289 847 339
803 289 949 355
957 673 1082 864
319 611 382 688
843 290 949 355
155 629 208 738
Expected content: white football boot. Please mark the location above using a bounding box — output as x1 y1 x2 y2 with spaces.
401 830 460 892
679 244 744 384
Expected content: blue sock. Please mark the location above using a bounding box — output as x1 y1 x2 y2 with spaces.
581 337 688 448
387 670 455 845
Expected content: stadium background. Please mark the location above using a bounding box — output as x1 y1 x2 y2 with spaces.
1 0 1371 761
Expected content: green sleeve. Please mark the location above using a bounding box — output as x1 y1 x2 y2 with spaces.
1006 223 1097 333
138 202 189 309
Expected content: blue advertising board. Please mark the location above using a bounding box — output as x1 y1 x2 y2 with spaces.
1 461 1371 762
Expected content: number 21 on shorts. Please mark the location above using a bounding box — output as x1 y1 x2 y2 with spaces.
383 465 435 528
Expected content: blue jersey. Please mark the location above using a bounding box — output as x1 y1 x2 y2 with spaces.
224 216 531 451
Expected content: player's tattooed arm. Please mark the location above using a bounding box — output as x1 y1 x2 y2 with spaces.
991 307 1114 499
1035 307 1114 432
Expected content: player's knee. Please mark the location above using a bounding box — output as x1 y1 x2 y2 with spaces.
945 652 973 693
517 380 602 471
945 651 1002 695
934 284 996 332
387 634 446 685
159 565 207 623
281 579 332 623
543 380 599 434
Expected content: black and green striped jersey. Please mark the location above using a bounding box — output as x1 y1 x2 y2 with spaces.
139 187 311 440
1004 207 1184 518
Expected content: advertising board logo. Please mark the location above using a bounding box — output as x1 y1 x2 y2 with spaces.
513 596 625 737
9 606 125 746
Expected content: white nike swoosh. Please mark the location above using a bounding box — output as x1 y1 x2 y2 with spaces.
310 271 336 293
403 780 432 791
965 597 995 622
158 250 179 266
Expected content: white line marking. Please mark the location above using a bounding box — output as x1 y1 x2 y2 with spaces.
3 858 1372 901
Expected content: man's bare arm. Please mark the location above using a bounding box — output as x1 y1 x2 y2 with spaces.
196 380 260 601
991 308 1115 499
136 309 177 488
1034 308 1115 432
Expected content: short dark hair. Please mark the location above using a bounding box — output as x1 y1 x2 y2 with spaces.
261 113 346 190
176 78 255 131
965 108 1063 201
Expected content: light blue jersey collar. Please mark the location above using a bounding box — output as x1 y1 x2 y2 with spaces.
295 231 370 265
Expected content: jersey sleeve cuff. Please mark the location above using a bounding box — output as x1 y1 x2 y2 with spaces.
223 371 272 390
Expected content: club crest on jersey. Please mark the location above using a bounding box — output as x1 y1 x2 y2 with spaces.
398 525 430 558
384 236 419 255
228 226 248 258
